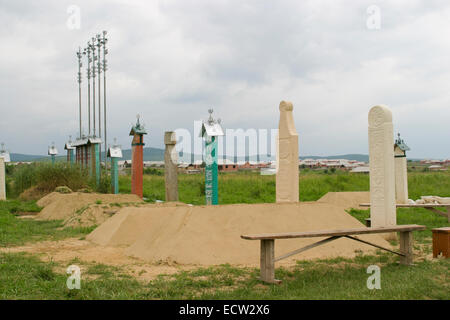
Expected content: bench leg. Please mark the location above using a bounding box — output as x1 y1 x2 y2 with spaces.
399 231 413 265
260 239 281 284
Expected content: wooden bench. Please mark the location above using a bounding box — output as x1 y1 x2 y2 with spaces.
241 224 426 284
360 203 450 222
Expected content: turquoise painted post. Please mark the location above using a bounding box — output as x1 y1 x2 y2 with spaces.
94 144 100 185
205 136 218 205
51 155 55 165
111 157 118 194
70 149 75 164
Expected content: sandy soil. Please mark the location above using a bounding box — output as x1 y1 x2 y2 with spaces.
316 191 370 209
87 201 392 265
35 192 144 221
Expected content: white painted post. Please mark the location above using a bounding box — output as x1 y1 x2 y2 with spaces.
368 105 396 228
276 101 299 203
394 150 409 204
0 157 6 200
164 131 179 202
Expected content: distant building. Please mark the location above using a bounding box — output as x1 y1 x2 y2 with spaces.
350 166 370 173
299 158 367 170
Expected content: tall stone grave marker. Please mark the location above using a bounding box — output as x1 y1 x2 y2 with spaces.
0 143 9 200
164 131 179 201
368 105 396 227
0 157 5 200
276 101 299 203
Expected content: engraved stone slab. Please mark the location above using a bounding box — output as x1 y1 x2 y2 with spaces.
276 101 299 203
368 105 396 227
0 157 5 200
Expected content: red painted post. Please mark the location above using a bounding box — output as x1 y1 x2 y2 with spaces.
130 116 147 198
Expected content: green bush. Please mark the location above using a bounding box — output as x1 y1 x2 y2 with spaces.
12 163 89 196
144 168 163 176
91 174 111 194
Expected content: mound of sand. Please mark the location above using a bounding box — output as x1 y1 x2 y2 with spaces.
35 192 144 222
317 192 370 209
87 202 391 266
63 201 190 227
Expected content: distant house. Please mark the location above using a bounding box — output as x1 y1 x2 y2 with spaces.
118 160 131 169
218 159 238 172
350 166 370 174
299 158 367 171
144 161 164 168
429 165 445 171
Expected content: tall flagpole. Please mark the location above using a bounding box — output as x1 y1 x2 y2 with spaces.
76 47 83 139
90 39 97 137
102 31 108 169
96 34 102 164
83 42 92 136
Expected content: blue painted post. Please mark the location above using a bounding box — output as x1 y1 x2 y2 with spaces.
111 157 119 194
205 136 218 205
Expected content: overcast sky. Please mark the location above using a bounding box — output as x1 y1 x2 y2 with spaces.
0 0 449 159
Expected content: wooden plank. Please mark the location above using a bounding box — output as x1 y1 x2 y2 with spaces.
344 235 405 256
360 203 450 208
260 239 281 284
399 231 413 265
274 236 341 262
424 207 448 218
241 224 426 240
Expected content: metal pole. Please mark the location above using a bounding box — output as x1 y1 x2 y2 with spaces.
76 47 83 139
90 39 96 137
83 43 91 136
102 31 108 172
96 35 102 165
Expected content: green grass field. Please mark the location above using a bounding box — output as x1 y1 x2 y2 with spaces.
0 169 449 299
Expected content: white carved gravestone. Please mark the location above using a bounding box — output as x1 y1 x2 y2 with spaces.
276 101 299 203
368 105 396 229
0 157 5 200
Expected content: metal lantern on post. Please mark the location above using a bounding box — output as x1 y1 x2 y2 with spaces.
0 143 11 163
200 109 224 205
48 142 59 165
0 143 9 200
64 136 76 164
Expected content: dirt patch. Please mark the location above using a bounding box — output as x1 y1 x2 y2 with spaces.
87 201 392 266
0 238 193 282
317 192 370 209
19 186 48 201
14 211 40 216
